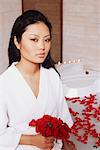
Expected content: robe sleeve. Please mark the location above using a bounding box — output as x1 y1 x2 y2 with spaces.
57 78 73 128
0 92 21 150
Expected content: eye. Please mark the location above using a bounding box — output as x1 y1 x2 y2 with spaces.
45 38 51 42
31 38 38 42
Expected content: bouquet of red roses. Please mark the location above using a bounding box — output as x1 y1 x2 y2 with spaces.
29 115 70 140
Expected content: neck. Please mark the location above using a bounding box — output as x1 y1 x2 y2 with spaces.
16 60 40 76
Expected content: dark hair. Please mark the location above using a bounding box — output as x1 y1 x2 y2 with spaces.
8 9 59 73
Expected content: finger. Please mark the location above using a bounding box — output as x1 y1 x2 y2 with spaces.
46 139 55 143
47 136 55 139
47 142 54 149
46 137 54 140
46 137 55 143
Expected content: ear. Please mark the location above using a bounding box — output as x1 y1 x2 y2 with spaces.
14 36 20 50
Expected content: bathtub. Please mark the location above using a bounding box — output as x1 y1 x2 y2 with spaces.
63 76 100 150
56 63 100 150
63 77 100 98
56 63 100 97
64 79 100 150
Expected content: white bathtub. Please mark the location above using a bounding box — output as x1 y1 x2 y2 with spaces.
56 63 100 97
64 77 100 150
56 63 100 150
63 77 100 97
63 77 100 150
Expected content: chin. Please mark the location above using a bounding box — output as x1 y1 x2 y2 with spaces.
38 60 45 64
36 58 46 63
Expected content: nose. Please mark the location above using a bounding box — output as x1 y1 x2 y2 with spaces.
38 40 45 50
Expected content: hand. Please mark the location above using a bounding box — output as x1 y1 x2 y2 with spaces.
62 140 77 150
32 134 55 149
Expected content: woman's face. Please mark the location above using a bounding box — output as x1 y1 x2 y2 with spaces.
15 22 51 64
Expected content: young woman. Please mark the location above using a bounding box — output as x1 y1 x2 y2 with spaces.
0 10 73 150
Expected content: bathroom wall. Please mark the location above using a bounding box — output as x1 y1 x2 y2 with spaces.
63 0 100 71
0 0 100 74
0 0 22 74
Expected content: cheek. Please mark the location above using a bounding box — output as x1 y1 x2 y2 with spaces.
45 48 50 56
46 43 51 52
21 43 33 53
20 47 32 58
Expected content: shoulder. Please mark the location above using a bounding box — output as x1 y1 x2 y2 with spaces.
0 65 12 82
0 64 16 88
0 66 11 102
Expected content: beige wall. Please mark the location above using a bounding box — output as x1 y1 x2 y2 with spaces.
0 0 100 74
63 0 100 71
0 0 22 74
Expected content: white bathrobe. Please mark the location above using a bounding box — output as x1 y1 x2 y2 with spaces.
0 63 73 150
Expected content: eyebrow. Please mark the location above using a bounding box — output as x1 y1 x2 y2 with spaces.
30 34 50 38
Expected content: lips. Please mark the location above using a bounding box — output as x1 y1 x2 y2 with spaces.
37 52 45 58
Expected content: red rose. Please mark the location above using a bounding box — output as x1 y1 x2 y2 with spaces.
29 119 36 126
29 115 70 140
